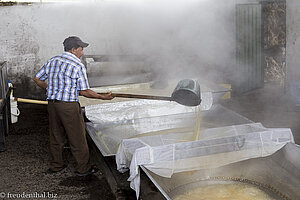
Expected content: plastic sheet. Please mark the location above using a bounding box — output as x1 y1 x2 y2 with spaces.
85 92 212 125
86 112 197 156
85 104 253 156
116 123 294 198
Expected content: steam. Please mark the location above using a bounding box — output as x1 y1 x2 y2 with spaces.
4 0 238 92
85 0 237 82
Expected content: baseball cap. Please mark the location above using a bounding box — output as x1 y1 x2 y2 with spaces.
63 36 89 51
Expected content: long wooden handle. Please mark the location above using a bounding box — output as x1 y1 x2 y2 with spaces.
14 97 48 105
98 93 173 101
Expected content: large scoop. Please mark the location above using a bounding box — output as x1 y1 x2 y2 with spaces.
98 79 201 106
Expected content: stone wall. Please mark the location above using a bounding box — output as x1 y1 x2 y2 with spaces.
263 1 286 84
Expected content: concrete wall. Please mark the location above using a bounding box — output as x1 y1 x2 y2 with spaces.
0 1 243 98
286 0 300 107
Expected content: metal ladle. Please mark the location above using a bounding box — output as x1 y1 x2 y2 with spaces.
98 79 202 107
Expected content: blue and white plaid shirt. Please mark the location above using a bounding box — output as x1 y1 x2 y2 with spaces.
35 52 89 102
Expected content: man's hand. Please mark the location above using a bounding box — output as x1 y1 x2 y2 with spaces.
99 91 114 100
33 76 48 90
79 89 114 100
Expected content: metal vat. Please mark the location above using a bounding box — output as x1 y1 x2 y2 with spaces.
141 143 300 200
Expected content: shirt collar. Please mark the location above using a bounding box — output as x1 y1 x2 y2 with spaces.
63 52 82 63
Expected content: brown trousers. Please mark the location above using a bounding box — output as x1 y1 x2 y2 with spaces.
47 101 90 173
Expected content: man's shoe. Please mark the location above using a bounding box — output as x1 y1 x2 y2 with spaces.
74 165 98 177
45 165 67 174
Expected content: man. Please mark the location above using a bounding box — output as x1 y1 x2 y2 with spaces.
33 36 114 176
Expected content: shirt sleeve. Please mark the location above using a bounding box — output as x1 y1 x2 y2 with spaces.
35 61 49 81
77 64 90 91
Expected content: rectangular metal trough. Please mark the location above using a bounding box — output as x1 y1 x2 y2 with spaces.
85 104 252 156
141 142 300 200
82 81 299 200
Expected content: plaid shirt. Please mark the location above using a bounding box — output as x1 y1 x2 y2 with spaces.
35 52 89 102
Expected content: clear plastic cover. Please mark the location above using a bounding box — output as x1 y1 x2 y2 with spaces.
116 123 294 198
141 143 300 200
85 104 253 156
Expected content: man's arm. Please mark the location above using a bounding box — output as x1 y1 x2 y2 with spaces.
79 89 114 100
33 76 48 90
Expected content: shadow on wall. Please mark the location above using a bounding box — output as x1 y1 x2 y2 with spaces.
13 76 46 100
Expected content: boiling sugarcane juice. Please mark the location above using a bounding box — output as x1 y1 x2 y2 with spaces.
177 108 274 200
130 106 202 141
194 106 201 141
173 183 274 200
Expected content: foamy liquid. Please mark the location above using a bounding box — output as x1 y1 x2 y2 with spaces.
173 183 274 200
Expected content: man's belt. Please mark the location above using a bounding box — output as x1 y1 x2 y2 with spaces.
47 99 61 102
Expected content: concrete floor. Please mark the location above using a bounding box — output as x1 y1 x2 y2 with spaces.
0 104 116 200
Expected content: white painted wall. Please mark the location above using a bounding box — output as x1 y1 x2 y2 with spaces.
0 0 240 98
